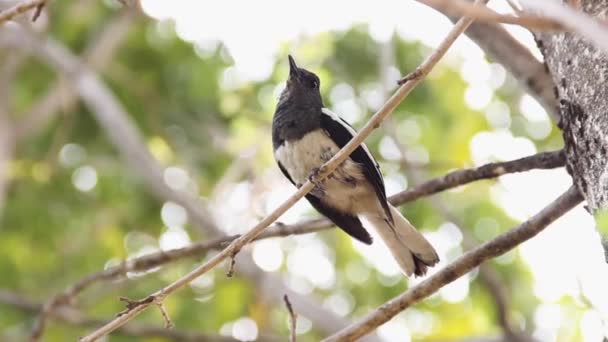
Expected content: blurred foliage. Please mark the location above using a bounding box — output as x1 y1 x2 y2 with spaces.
0 0 584 341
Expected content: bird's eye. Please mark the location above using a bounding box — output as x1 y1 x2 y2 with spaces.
311 80 319 88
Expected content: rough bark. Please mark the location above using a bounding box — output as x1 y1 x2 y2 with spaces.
532 0 608 211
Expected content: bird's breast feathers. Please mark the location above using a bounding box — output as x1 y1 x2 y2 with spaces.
274 129 339 185
274 129 378 214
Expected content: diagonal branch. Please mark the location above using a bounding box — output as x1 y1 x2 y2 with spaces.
35 149 565 314
74 2 485 340
322 186 583 341
388 150 564 204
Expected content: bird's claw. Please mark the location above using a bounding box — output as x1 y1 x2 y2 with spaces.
308 167 324 187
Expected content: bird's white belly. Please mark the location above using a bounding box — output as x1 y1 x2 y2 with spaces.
274 130 379 214
275 130 338 185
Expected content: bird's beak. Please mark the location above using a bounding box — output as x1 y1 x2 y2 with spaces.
288 55 300 80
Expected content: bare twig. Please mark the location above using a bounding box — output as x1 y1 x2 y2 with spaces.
322 186 583 341
283 295 297 342
75 2 482 339
30 1 44 21
0 0 46 25
0 290 257 341
225 253 237 278
388 150 565 204
155 301 174 329
418 0 563 30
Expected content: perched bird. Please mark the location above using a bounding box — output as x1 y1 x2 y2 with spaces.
272 55 439 277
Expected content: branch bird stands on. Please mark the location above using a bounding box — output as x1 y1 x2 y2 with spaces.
78 0 484 338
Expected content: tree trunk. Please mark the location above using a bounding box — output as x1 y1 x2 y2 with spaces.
533 1 608 212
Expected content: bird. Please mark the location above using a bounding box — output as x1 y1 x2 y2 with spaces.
272 55 439 277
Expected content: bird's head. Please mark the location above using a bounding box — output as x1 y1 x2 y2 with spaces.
278 55 323 110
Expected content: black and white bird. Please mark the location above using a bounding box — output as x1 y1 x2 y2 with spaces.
272 55 439 277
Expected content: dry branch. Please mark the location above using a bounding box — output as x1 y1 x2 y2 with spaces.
0 0 46 25
75 2 484 339
322 186 583 341
0 290 259 341
31 149 564 322
389 150 564 204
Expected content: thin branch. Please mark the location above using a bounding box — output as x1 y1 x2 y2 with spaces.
388 150 565 204
0 0 46 25
76 2 483 339
322 186 583 341
33 149 564 320
283 295 297 342
418 0 563 30
0 290 257 341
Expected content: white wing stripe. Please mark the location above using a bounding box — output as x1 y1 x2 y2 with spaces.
321 107 378 167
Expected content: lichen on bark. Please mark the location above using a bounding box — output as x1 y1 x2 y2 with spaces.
534 1 608 212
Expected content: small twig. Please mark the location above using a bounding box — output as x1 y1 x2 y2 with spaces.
0 290 255 341
225 253 237 277
0 0 46 25
506 0 523 13
155 301 174 329
31 1 44 21
322 186 583 341
283 295 297 342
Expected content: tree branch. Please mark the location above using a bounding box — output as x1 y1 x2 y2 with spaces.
388 150 565 204
29 149 565 322
0 0 46 25
322 186 583 341
73 2 484 339
0 290 270 341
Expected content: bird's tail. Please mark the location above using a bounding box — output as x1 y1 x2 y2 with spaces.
365 205 439 277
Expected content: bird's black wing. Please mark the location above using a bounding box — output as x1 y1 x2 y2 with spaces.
320 108 392 223
277 161 372 244
306 195 372 244
277 160 296 186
